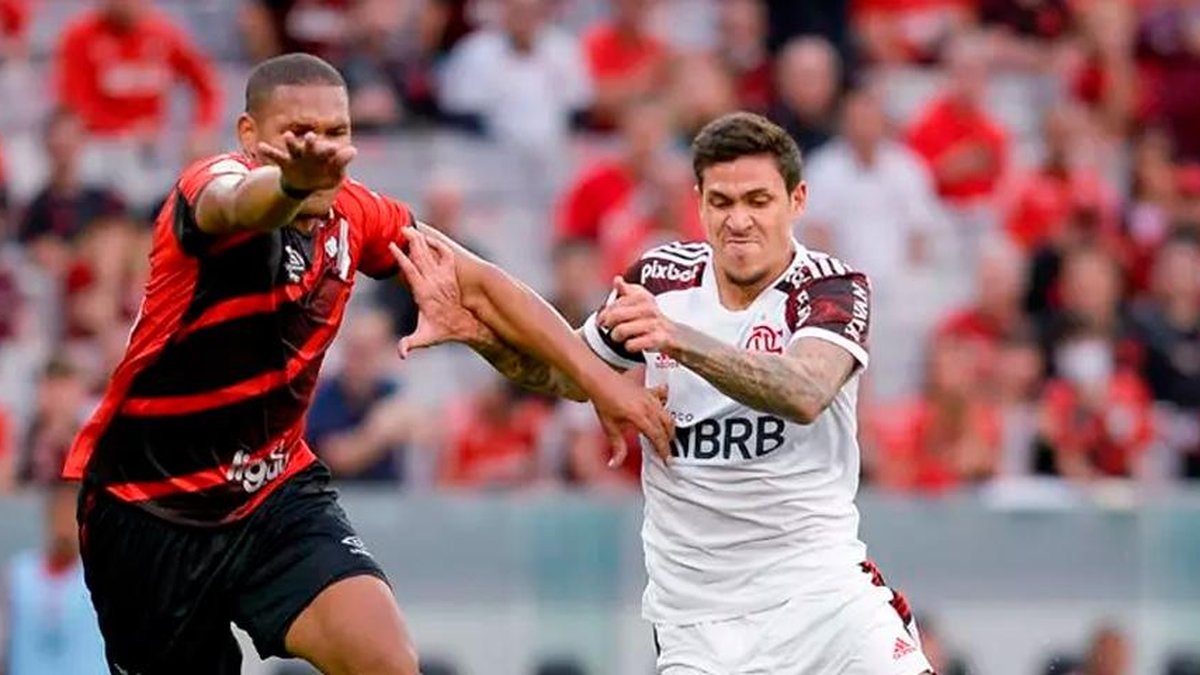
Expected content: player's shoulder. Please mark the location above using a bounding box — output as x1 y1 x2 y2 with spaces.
626 240 711 295
773 247 869 296
335 179 414 226
181 152 252 181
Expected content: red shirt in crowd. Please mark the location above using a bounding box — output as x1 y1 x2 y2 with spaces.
854 0 974 63
1002 169 1117 250
907 96 1009 204
54 10 221 137
0 0 27 44
557 161 638 242
583 23 667 87
1042 370 1154 477
441 396 550 488
872 397 1003 493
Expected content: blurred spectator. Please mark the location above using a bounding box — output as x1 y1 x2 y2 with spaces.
19 109 128 279
307 310 421 484
241 0 354 65
440 378 551 489
937 239 1029 391
1137 1 1200 161
1129 234 1200 410
539 397 641 491
716 0 773 115
854 0 973 65
1037 326 1154 481
548 239 604 330
0 402 11 493
0 136 8 239
994 331 1045 477
581 0 669 130
1035 246 1132 373
54 0 221 158
873 335 1002 493
769 37 841 155
1070 623 1131 675
0 483 106 675
980 0 1073 72
802 83 942 285
764 0 853 70
0 0 26 60
19 358 92 487
439 0 591 152
1127 129 1178 268
1069 0 1138 138
906 35 1009 207
667 52 737 139
596 154 702 279
1002 104 1118 252
556 97 686 242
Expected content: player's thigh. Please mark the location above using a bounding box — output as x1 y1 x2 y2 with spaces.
840 594 934 675
78 488 243 675
285 574 419 675
230 475 416 674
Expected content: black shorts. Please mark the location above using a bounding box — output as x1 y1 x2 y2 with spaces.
78 464 388 675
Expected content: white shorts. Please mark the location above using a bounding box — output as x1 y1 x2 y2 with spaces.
653 561 933 675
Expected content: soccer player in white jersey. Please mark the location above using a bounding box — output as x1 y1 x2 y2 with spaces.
392 112 933 675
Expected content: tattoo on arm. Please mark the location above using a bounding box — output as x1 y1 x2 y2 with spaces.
466 325 590 402
669 324 855 424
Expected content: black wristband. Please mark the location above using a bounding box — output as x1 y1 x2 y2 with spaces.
280 177 315 201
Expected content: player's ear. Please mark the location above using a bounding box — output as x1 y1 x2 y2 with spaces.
790 181 807 216
236 112 258 156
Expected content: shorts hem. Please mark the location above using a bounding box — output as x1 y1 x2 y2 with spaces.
257 566 392 659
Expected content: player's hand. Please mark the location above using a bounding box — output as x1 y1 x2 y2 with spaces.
256 131 357 193
589 376 674 466
597 277 680 354
387 228 480 358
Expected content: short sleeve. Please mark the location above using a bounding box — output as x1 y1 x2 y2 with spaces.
355 185 413 280
581 286 645 370
172 155 253 256
787 271 871 370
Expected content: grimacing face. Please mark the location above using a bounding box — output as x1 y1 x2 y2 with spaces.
238 84 352 217
698 154 805 288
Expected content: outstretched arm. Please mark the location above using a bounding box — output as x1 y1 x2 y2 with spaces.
389 228 673 462
462 321 589 402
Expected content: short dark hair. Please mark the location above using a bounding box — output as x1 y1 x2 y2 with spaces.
691 112 803 192
245 53 346 115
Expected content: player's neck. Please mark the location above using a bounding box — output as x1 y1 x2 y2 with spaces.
715 255 793 311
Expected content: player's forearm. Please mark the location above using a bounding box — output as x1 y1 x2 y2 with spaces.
197 165 305 235
458 261 611 397
462 322 588 402
667 324 834 425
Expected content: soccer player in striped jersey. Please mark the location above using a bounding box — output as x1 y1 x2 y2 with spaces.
63 53 672 675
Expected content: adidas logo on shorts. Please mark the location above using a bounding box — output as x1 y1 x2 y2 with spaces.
893 637 916 660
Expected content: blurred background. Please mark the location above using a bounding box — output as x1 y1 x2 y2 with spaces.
0 0 1198 673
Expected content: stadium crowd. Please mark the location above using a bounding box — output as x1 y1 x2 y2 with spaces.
0 0 1198 671
0 0 1195 497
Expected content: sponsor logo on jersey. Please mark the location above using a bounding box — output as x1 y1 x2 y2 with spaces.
745 324 784 353
342 535 372 557
283 244 307 283
226 445 289 493
640 259 698 285
846 281 869 343
670 415 787 461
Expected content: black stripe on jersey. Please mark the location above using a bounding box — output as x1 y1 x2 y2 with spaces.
126 311 291 398
181 231 281 323
93 358 323 485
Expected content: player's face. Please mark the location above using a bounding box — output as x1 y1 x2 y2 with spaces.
698 155 805 288
242 84 352 217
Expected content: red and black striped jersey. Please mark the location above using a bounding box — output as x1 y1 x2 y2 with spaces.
62 153 411 525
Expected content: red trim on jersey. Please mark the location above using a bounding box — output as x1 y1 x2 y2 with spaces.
105 429 311 501
861 559 915 629
174 284 303 342
119 313 343 417
208 230 259 255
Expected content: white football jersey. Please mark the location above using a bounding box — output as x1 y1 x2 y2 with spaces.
583 240 873 625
